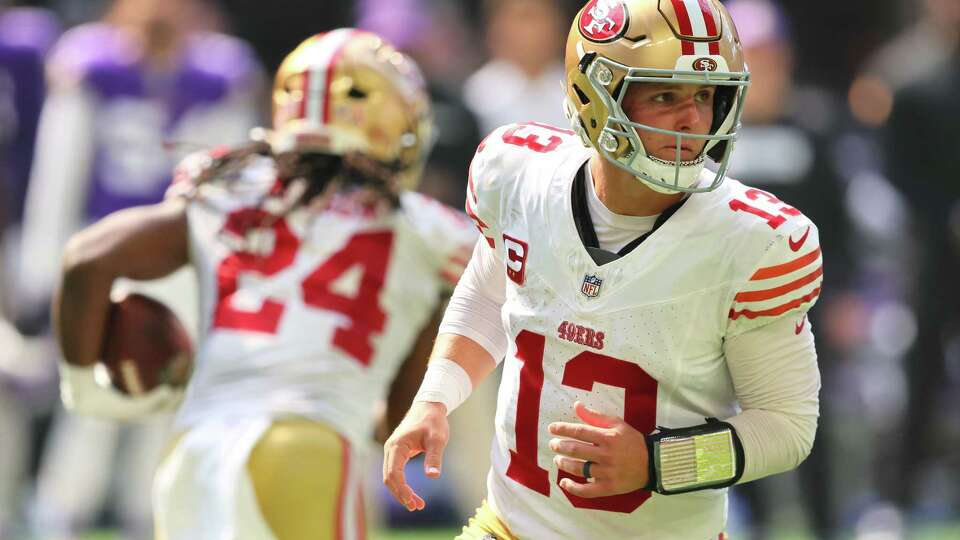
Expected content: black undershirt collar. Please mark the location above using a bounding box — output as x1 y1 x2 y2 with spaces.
571 164 688 266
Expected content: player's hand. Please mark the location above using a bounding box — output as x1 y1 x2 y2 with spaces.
59 362 183 420
383 401 449 511
548 400 650 498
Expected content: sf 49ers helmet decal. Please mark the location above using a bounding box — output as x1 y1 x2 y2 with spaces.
563 0 750 194
579 0 630 43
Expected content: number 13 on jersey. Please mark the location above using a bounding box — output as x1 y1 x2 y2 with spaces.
507 330 658 513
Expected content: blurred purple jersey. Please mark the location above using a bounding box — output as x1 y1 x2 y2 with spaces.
45 22 261 220
0 7 61 224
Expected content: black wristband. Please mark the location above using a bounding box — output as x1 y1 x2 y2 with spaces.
644 418 745 495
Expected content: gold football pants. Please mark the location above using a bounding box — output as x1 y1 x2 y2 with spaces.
157 418 364 540
455 499 518 540
247 418 364 540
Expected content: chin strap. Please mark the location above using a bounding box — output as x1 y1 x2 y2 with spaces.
644 418 745 495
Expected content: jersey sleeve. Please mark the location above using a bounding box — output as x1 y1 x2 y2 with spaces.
726 221 824 337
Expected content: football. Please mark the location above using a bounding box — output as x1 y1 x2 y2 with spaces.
99 293 194 395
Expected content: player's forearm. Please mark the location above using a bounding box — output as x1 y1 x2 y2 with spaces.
54 240 115 367
384 304 446 438
54 202 190 367
726 407 817 484
723 315 821 483
409 333 498 417
431 332 499 388
410 240 505 414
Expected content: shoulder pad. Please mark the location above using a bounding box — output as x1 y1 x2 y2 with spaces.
471 122 580 184
467 122 580 248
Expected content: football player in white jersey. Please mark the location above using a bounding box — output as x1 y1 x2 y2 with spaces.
384 1 823 539
52 30 477 540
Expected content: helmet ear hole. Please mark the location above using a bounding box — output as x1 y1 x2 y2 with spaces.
348 86 367 99
710 86 737 134
705 86 738 162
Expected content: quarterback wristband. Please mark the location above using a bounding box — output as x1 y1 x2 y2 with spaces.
412 357 473 415
645 418 745 495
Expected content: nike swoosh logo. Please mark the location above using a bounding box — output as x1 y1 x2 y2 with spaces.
795 315 806 335
789 226 811 252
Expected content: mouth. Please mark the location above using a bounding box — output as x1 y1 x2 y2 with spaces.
659 146 698 159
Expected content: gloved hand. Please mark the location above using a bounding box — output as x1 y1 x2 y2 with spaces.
59 361 183 420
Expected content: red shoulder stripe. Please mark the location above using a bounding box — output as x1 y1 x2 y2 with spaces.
729 287 822 320
750 247 821 280
735 266 823 303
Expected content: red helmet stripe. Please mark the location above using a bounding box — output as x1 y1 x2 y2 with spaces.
671 0 695 36
697 0 719 37
670 0 697 54
322 30 356 124
675 0 723 56
299 29 356 125
696 0 722 54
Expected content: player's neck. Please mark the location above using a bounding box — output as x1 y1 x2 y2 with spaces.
589 156 685 217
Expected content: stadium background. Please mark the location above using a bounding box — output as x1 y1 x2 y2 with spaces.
1 0 959 538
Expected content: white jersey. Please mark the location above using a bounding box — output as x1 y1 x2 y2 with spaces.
171 152 476 449
466 123 823 539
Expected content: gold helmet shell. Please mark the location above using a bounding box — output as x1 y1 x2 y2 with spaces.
564 0 750 193
271 29 433 192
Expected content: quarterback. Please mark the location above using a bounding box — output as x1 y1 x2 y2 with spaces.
384 1 822 539
54 30 476 540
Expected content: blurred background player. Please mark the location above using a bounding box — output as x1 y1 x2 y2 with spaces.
462 0 570 135
54 29 477 540
722 1 856 538
882 15 960 522
16 1 262 538
0 4 61 538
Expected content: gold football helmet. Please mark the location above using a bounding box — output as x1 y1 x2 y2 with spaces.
271 29 433 192
564 0 750 193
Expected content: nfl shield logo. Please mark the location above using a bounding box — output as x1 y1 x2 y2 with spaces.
581 274 603 298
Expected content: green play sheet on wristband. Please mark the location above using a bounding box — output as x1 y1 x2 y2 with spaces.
694 431 735 482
